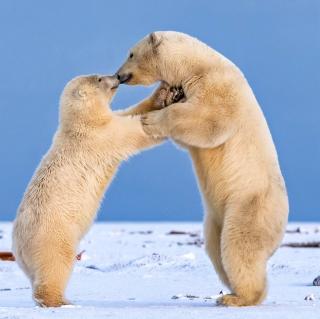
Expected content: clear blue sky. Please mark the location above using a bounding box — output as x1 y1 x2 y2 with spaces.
0 1 319 221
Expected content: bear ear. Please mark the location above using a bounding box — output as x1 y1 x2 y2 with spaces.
148 32 162 53
77 89 87 98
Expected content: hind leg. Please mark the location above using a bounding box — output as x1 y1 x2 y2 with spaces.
218 213 268 306
204 214 230 287
32 240 75 307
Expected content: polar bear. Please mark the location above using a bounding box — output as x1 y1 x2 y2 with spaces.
12 74 174 307
116 31 289 306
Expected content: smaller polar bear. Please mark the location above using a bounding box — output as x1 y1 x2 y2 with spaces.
12 74 173 307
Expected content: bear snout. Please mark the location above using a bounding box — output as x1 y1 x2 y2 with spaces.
116 73 132 84
99 75 119 90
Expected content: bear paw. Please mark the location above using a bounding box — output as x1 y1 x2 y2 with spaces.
216 294 253 307
141 110 168 138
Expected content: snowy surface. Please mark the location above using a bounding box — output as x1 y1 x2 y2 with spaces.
0 222 320 319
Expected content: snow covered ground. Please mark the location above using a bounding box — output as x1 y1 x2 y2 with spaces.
0 222 319 319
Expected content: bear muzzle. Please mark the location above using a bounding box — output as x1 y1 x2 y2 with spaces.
100 75 120 90
116 73 133 84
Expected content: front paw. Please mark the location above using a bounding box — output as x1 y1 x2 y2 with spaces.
153 84 184 109
152 82 171 109
169 86 185 104
141 111 168 138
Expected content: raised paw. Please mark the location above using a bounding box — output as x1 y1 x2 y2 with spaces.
169 86 185 104
152 83 185 109
158 86 184 107
152 82 171 109
141 110 168 138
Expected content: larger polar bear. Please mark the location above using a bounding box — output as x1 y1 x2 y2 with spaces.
116 31 289 306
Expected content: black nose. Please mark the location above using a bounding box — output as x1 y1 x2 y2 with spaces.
117 73 132 84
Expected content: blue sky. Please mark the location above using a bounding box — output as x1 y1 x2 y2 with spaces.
0 0 319 221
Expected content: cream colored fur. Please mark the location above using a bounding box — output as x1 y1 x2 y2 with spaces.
12 74 167 307
117 31 289 306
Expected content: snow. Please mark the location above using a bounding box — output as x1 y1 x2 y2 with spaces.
0 222 320 319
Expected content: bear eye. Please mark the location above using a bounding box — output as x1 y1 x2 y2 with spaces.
129 52 134 59
98 78 102 82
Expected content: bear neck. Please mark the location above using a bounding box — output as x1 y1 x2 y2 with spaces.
158 52 209 88
157 43 231 90
59 101 112 135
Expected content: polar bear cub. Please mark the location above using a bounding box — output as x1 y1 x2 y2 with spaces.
12 74 169 307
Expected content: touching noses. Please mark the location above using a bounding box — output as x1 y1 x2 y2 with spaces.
116 73 132 84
